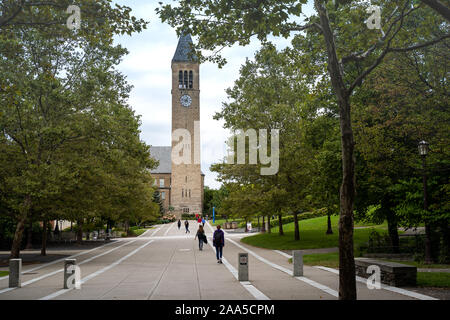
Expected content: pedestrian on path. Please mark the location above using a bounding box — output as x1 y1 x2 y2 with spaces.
195 225 206 251
177 219 181 230
213 225 225 263
197 216 202 224
201 217 205 226
185 220 190 233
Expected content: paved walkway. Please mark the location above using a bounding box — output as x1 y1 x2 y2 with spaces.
0 222 442 300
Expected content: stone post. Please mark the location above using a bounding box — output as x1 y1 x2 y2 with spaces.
238 253 249 281
293 250 303 276
9 259 22 288
64 259 77 289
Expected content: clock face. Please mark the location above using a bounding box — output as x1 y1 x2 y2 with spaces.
180 94 192 107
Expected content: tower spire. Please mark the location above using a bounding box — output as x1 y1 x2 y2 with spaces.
172 33 197 63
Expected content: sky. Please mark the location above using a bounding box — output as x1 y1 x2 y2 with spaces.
113 1 315 189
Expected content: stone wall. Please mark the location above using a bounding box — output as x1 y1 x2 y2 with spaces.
355 258 417 287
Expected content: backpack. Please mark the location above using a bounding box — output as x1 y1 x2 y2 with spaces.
213 230 222 246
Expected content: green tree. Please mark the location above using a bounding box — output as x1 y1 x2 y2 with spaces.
158 0 449 299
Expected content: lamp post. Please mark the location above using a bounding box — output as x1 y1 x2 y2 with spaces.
418 140 432 264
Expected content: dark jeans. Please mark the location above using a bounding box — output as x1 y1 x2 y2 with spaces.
215 245 223 260
198 238 203 250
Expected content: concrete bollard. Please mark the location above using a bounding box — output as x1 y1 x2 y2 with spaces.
64 259 77 289
238 253 249 281
9 259 22 288
293 250 303 276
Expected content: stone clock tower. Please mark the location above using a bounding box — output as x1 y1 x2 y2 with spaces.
170 34 204 216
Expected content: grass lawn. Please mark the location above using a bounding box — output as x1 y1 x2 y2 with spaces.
0 271 9 277
301 252 340 269
241 215 387 250
133 228 151 236
417 272 450 288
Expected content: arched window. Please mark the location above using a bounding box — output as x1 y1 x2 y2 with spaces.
182 189 184 198
184 71 188 88
189 71 193 89
178 71 183 88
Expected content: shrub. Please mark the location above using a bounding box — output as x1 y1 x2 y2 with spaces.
181 213 196 219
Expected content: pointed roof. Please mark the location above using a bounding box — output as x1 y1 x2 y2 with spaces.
172 33 198 63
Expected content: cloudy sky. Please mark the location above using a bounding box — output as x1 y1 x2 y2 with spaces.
113 1 314 189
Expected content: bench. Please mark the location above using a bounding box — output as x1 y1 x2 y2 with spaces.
355 258 417 287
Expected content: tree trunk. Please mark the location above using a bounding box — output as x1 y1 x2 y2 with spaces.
386 212 399 253
10 195 31 259
257 216 260 232
267 215 271 234
315 0 356 300
261 216 266 233
76 220 83 244
294 212 300 241
278 214 284 235
41 220 48 256
326 213 333 235
25 220 33 250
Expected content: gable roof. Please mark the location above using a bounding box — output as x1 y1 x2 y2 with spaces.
150 146 172 173
172 33 198 63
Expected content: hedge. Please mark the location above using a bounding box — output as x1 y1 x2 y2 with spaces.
181 213 197 219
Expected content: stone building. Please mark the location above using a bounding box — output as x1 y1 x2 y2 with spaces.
150 34 204 217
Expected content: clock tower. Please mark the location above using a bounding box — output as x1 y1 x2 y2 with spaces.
170 34 203 216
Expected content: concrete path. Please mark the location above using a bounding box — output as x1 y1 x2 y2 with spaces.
0 221 441 300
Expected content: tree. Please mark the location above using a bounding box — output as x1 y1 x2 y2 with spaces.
0 2 149 257
158 0 449 299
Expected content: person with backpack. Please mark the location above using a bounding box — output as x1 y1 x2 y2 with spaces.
177 219 181 230
185 220 190 233
195 225 206 250
213 225 225 263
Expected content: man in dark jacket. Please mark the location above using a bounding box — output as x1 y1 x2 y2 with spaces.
213 225 225 263
185 220 190 233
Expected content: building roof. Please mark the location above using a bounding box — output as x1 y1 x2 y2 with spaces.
172 33 198 63
150 146 172 173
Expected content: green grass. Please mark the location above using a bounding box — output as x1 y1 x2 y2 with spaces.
417 272 450 287
133 228 151 236
301 252 340 269
0 271 9 277
241 215 387 250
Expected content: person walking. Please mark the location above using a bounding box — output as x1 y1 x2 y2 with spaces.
213 225 225 263
197 215 202 224
195 225 206 251
177 219 181 230
185 220 190 233
201 217 205 226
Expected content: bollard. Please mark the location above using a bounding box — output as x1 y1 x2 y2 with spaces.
293 250 303 276
9 259 22 288
238 253 249 281
64 259 77 289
